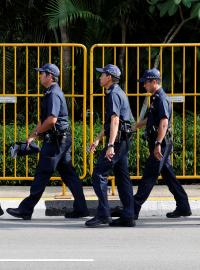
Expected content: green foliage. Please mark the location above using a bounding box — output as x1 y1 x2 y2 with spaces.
148 0 200 18
46 0 102 30
0 113 200 185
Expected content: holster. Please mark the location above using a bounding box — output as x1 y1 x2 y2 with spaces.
115 120 133 143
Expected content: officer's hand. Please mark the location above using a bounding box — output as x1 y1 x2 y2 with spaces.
154 145 163 161
90 140 99 153
26 137 34 146
105 147 115 161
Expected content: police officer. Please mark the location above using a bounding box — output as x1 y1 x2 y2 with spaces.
6 63 89 220
85 64 135 227
134 68 191 219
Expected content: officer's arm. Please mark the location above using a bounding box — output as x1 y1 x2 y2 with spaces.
90 129 105 153
135 118 147 129
156 117 168 143
28 121 42 140
95 129 105 143
108 114 120 145
36 116 57 134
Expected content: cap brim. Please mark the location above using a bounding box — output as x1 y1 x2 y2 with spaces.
34 67 44 72
96 67 104 73
138 78 145 83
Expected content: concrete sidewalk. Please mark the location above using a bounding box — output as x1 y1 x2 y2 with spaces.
0 185 200 218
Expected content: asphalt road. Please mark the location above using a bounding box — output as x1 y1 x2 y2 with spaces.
0 215 200 270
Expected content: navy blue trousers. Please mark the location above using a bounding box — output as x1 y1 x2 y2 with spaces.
92 140 134 219
19 137 88 215
134 144 191 216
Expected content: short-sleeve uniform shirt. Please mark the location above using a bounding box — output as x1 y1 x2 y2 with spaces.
104 84 132 138
41 83 69 132
146 87 171 144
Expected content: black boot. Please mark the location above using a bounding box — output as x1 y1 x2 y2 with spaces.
0 205 4 216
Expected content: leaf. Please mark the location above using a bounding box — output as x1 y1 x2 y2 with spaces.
147 0 160 5
190 3 200 18
158 2 171 17
182 0 192 8
174 0 182 5
168 3 178 16
149 5 155 13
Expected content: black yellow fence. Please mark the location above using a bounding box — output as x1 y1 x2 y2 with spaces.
90 43 200 193
0 43 87 185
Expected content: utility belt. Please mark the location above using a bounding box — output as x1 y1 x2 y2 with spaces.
144 125 172 143
43 129 70 144
115 120 133 143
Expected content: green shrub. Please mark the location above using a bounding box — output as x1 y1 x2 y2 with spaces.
0 112 199 185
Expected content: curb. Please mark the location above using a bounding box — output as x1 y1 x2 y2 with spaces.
45 199 200 217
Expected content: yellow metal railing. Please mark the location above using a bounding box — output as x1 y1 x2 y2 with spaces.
90 43 200 194
0 42 200 190
0 43 87 183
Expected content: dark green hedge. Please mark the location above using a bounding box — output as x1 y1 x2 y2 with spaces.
0 112 199 185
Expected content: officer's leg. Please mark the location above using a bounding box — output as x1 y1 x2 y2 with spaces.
113 152 134 219
92 148 114 218
134 153 159 217
57 153 88 214
161 157 191 212
18 155 56 215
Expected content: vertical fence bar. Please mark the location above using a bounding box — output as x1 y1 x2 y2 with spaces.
194 46 197 175
26 46 29 177
71 46 75 164
102 47 105 147
148 46 151 68
14 46 17 176
182 47 186 175
125 47 128 94
82 45 87 179
171 46 174 165
60 46 63 90
49 46 52 63
90 46 94 175
136 46 140 177
2 46 6 177
37 47 40 163
114 47 116 65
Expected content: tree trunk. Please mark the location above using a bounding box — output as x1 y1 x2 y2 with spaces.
119 19 126 90
60 24 71 92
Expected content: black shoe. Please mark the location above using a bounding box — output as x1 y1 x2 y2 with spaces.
65 210 89 218
166 209 192 218
109 217 136 227
85 216 112 227
6 208 32 220
111 206 122 217
0 206 4 216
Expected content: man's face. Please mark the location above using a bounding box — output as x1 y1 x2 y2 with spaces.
99 73 112 88
39 72 52 87
143 80 157 94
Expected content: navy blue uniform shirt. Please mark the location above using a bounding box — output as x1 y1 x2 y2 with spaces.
104 84 132 137
146 87 171 145
41 83 69 132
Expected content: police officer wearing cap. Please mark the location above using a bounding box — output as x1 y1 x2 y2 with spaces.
85 64 135 227
7 63 89 220
134 68 191 219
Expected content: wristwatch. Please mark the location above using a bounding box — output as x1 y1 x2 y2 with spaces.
155 140 161 146
107 143 114 148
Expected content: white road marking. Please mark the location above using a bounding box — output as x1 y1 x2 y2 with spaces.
0 259 94 262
